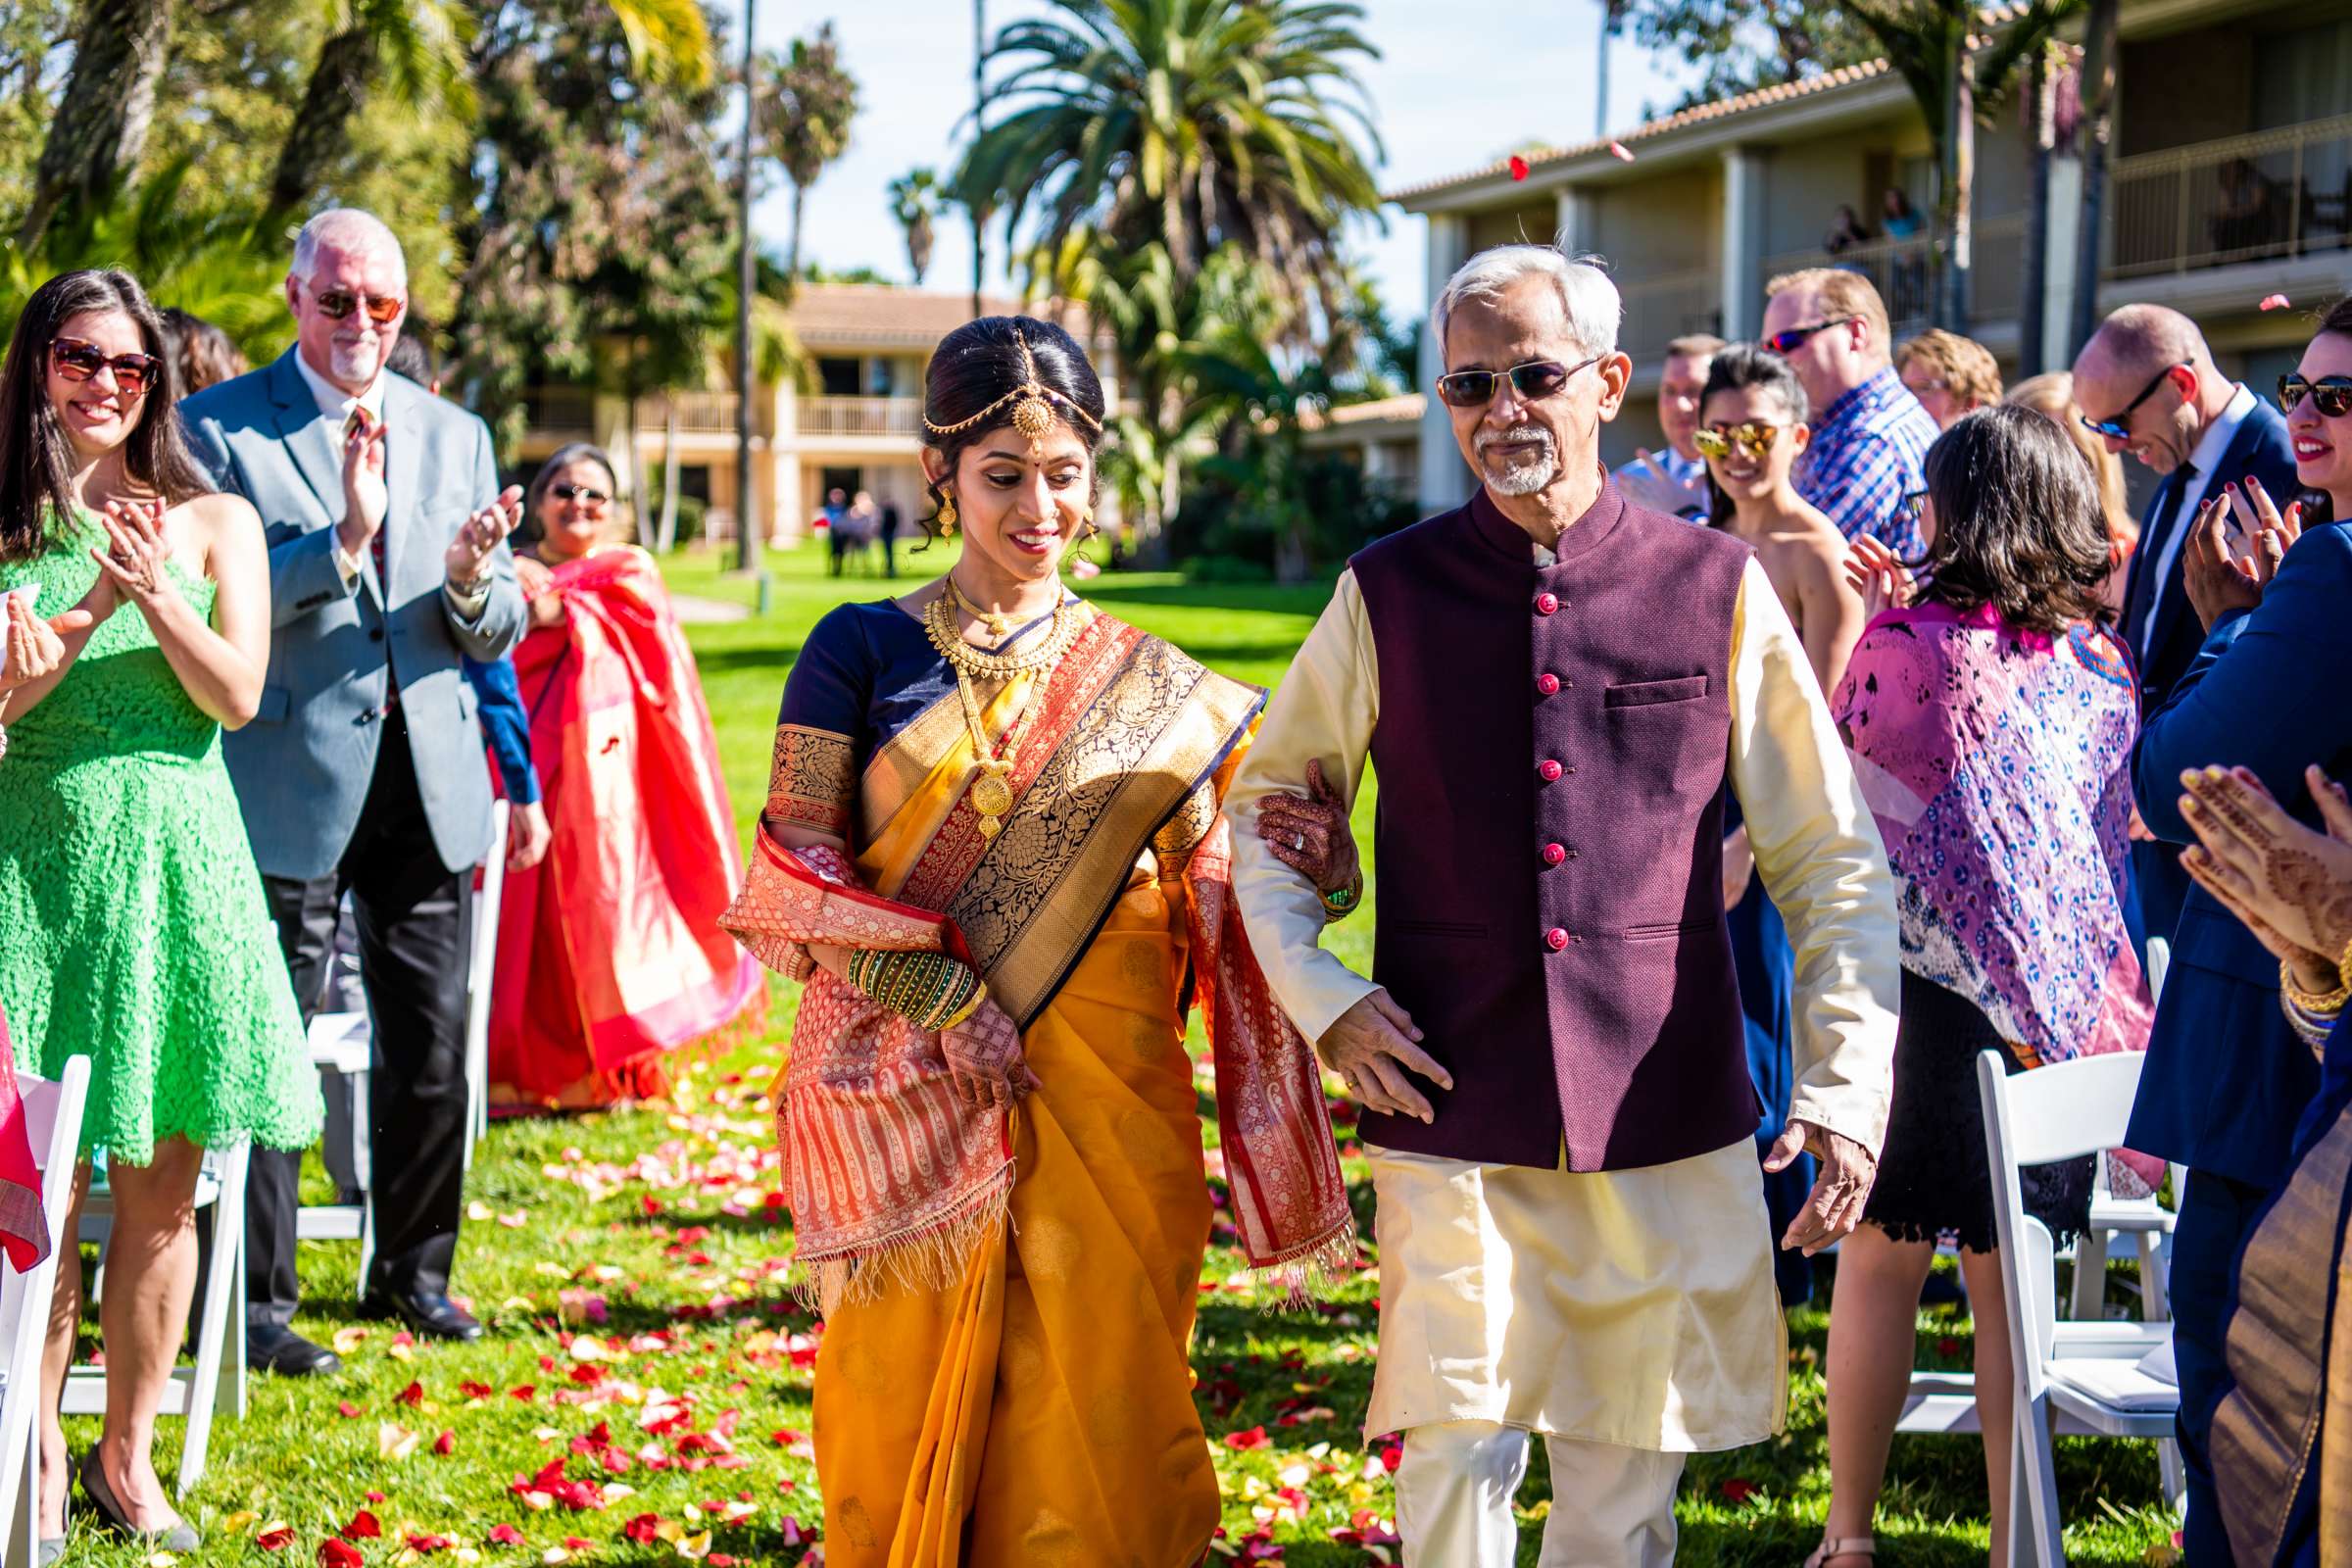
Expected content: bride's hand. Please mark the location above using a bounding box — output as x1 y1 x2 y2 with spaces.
940 997 1040 1112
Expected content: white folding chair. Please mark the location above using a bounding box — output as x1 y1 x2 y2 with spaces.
1980 1049 2185 1567
68 1139 251 1495
464 799 511 1162
0 1058 91 1568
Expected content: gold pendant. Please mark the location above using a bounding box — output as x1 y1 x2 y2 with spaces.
970 766 1014 819
977 812 1004 840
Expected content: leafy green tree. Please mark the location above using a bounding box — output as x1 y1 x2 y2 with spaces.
887 167 940 285
759 23 859 284
15 0 175 249
1608 0 1878 106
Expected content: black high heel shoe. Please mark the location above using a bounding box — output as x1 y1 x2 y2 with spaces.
76 1449 199 1552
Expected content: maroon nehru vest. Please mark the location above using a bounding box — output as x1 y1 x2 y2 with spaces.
1348 480 1758 1172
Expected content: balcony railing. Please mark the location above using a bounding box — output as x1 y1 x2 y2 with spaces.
523 387 594 436
2106 113 2352 278
1756 211 2028 336
665 391 739 435
796 395 923 438
1619 269 1722 362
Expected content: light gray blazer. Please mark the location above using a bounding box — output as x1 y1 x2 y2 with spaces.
181 349 527 881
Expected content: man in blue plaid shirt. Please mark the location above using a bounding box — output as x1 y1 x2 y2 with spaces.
1760 270 1939 560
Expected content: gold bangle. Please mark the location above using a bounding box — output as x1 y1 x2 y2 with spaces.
2281 957 2352 1016
937 981 989 1032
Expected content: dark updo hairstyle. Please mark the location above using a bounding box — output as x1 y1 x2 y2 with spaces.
1919 403 2113 636
919 315 1106 533
1696 343 1809 529
157 307 249 398
0 269 212 563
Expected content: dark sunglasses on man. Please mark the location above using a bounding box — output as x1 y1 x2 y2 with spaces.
49 337 163 399
2278 373 2352 418
1435 354 1604 410
550 481 612 507
1760 318 1855 355
310 285 406 325
2080 362 2186 441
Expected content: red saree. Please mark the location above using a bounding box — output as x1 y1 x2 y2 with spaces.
488 546 763 1108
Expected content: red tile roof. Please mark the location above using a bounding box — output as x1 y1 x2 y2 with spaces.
786 284 1073 350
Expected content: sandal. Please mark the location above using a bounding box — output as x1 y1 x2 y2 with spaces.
1803 1538 1875 1568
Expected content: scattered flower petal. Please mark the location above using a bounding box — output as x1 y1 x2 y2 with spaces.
2260 294 2290 312
1507 155 1529 181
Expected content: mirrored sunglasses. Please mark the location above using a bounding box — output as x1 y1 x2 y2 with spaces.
1691 421 1785 460
313 287 406 325
2278 373 2352 418
49 337 162 398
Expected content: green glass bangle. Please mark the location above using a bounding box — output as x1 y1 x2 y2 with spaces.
1319 873 1363 922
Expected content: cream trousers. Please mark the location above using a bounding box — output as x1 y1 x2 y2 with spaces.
1395 1419 1685 1567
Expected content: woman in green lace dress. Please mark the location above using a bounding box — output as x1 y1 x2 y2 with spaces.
0 270 321 1556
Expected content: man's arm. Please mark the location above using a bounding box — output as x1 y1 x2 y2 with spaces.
442 421 527 661
1726 558 1901 1159
2135 525 2352 844
1225 569 1382 1043
184 409 357 629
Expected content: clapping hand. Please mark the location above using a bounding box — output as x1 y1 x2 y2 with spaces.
446 486 524 591
1767 1119 1877 1255
1315 990 1452 1123
1843 535 1916 621
1618 448 1707 515
89 498 176 610
339 408 390 558
0 593 94 694
1255 759 1360 896
2178 764 2352 987
2184 478 2299 631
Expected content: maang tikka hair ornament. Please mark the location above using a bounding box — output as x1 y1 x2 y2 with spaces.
921 329 1102 461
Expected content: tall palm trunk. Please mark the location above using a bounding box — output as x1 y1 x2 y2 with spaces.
2071 0 2119 356
658 403 682 552
2020 49 2054 375
269 27 375 221
17 0 173 250
786 179 807 280
1940 49 1974 328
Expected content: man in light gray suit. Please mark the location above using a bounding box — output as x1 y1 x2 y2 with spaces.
182 209 527 1374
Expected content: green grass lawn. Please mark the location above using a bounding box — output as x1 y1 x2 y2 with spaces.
58 539 2179 1566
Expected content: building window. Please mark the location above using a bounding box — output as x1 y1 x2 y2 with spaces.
817 358 860 397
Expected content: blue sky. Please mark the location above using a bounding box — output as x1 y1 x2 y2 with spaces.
759 1 1698 320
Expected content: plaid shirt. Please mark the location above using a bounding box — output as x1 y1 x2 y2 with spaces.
1793 366 1939 559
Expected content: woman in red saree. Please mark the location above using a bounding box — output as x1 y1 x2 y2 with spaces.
488 445 761 1109
720 318 1354 1567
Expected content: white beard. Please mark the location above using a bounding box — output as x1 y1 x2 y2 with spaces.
1479 426 1558 496
329 337 381 385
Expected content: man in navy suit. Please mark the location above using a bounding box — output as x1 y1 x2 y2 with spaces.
2129 442 2347 1555
2075 306 2299 970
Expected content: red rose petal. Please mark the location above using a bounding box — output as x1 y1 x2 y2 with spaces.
395 1380 424 1407
1222 1425 1270 1450
1721 1477 1759 1503
343 1509 383 1541
2260 294 2291 312
338 1400 364 1419
319 1540 365 1568
488 1524 524 1544
433 1429 456 1455
259 1527 297 1550
1508 155 1530 181
1609 140 1636 161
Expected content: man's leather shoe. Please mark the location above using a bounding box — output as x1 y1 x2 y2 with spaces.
249 1324 343 1377
359 1289 483 1342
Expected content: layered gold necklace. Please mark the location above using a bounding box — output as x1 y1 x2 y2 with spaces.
920 576 1082 839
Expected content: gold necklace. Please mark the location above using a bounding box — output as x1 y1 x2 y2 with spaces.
950 574 1014 639
920 587 1082 838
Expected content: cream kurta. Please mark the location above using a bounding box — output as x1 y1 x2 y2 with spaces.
1226 555 1900 1449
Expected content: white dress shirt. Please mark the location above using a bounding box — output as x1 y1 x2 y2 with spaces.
2141 381 2257 660
298 351 488 615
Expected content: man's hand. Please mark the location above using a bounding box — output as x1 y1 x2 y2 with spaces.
337 408 389 560
1617 448 1706 515
1315 990 1452 1123
507 800 553 871
446 485 525 591
1766 1118 1876 1255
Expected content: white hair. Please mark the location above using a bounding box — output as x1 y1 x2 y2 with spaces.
291 208 407 284
1433 240 1622 360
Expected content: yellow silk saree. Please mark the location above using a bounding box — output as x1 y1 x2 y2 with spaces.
722 602 1351 1568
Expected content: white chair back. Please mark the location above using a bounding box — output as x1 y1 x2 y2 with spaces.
0 1056 92 1564
463 797 510 1159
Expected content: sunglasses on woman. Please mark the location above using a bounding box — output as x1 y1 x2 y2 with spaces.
2278 373 2352 418
1690 421 1784 460
49 337 162 399
1760 318 1855 355
2079 362 2184 441
551 482 612 507
310 286 406 325
1435 354 1603 410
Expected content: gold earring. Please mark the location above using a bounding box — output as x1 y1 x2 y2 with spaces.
938 492 957 536
1079 505 1099 541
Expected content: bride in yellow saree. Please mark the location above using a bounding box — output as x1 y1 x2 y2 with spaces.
721 317 1353 1568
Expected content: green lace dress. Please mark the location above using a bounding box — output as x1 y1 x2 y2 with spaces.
0 514 321 1164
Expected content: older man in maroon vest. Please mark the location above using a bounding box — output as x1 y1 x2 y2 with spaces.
1228 245 1900 1564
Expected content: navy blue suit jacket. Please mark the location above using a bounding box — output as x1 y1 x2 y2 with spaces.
2129 518 2352 1187
2122 400 2300 953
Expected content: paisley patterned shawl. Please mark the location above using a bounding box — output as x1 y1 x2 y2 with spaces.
721 606 1353 1307
1831 602 2152 1069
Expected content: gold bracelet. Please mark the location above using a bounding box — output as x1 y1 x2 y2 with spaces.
2281 957 2351 1016
937 981 989 1032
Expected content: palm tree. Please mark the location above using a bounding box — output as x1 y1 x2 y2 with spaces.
14 0 173 249
887 168 941 285
1843 0 2081 328
956 0 1385 345
759 23 859 284
2069 0 2118 355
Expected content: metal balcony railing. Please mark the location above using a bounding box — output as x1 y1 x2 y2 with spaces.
1618 269 1723 361
665 391 740 435
1756 211 2028 337
2106 113 2352 278
794 395 923 438
523 387 594 435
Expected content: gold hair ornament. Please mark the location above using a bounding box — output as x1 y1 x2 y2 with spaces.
920 330 1102 461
